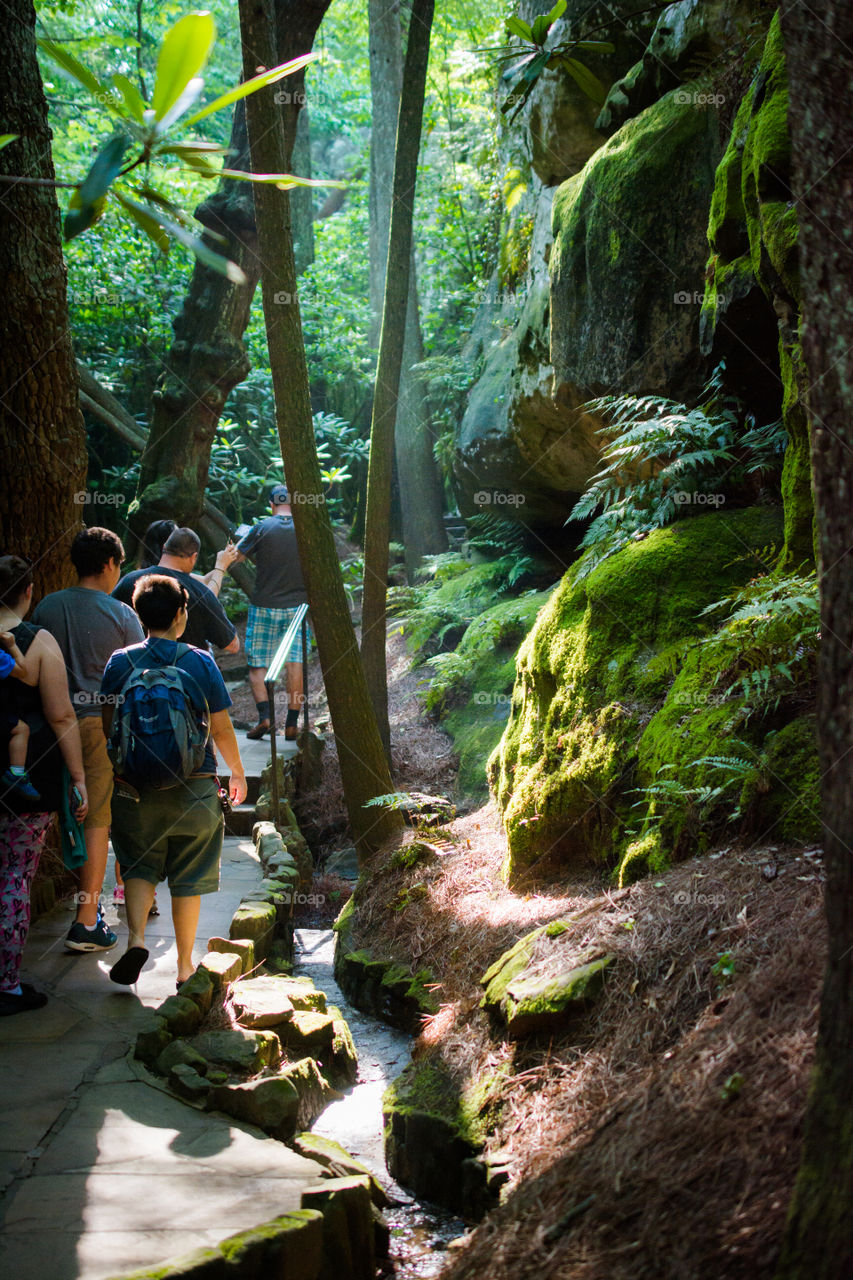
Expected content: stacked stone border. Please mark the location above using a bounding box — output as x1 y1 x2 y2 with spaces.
115 819 387 1280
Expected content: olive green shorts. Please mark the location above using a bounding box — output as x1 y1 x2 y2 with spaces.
110 776 223 897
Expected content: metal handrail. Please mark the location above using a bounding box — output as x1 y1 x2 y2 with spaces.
264 603 309 825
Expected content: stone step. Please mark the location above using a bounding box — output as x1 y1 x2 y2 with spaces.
226 802 258 838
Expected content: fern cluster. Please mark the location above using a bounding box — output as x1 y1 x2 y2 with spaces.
569 365 785 578
700 565 819 715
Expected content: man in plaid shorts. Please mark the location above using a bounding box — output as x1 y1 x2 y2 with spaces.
232 484 310 740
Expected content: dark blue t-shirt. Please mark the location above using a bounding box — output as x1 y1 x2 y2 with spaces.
101 638 232 776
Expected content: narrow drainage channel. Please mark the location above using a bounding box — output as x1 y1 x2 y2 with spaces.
294 927 466 1277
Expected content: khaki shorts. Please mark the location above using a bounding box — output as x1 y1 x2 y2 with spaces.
110 776 223 896
78 715 114 830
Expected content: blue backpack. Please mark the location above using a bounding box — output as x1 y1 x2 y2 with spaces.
107 644 209 790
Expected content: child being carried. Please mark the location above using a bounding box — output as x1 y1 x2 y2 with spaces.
0 630 41 805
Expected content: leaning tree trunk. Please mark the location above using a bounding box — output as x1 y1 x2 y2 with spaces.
0 0 87 596
238 0 402 860
130 0 330 544
368 0 446 577
775 5 853 1277
361 0 435 754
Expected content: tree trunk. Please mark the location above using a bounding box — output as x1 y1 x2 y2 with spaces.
775 5 853 1276
396 273 447 576
360 0 435 753
291 106 315 275
238 0 403 859
368 0 446 577
0 0 87 597
130 1 330 544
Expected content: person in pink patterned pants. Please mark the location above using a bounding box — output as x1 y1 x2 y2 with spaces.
0 556 88 1015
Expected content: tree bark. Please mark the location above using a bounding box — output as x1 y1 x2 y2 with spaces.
361 0 435 753
775 5 853 1276
130 1 330 544
0 0 87 596
368 0 446 578
238 0 402 859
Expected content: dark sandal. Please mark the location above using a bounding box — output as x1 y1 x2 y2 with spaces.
109 947 150 985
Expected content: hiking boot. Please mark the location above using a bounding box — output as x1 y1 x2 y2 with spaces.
65 905 118 953
246 719 270 740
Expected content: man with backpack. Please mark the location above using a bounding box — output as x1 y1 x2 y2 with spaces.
100 575 247 988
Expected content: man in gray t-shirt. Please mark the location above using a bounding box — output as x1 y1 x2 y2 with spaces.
33 527 143 954
232 484 310 740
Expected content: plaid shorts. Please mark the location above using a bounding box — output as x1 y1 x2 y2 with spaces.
245 605 311 668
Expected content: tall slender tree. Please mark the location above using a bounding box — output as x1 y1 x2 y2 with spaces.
775 5 853 1276
0 0 86 594
238 0 402 858
360 0 436 752
130 1 331 543
368 0 446 579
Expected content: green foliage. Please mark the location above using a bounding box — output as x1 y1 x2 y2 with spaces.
32 11 330 276
484 1 616 121
569 366 785 579
699 566 819 715
712 951 736 984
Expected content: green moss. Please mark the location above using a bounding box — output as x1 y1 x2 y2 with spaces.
332 894 355 935
778 340 815 568
703 12 814 565
748 715 820 842
616 828 666 887
383 1056 510 1149
552 87 719 292
493 509 785 880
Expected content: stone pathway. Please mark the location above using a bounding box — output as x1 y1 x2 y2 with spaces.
0 832 325 1280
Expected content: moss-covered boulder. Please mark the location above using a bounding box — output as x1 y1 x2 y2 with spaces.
229 901 276 960
701 13 813 565
427 588 555 803
491 506 807 881
383 1057 510 1220
550 88 721 420
189 1028 281 1075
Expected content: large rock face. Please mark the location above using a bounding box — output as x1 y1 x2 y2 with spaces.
701 13 813 565
453 0 658 535
454 8 723 539
550 89 721 405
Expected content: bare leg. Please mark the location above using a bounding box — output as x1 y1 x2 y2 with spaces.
7 721 29 769
75 826 109 927
123 878 156 950
285 661 304 711
248 666 269 704
171 895 201 983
